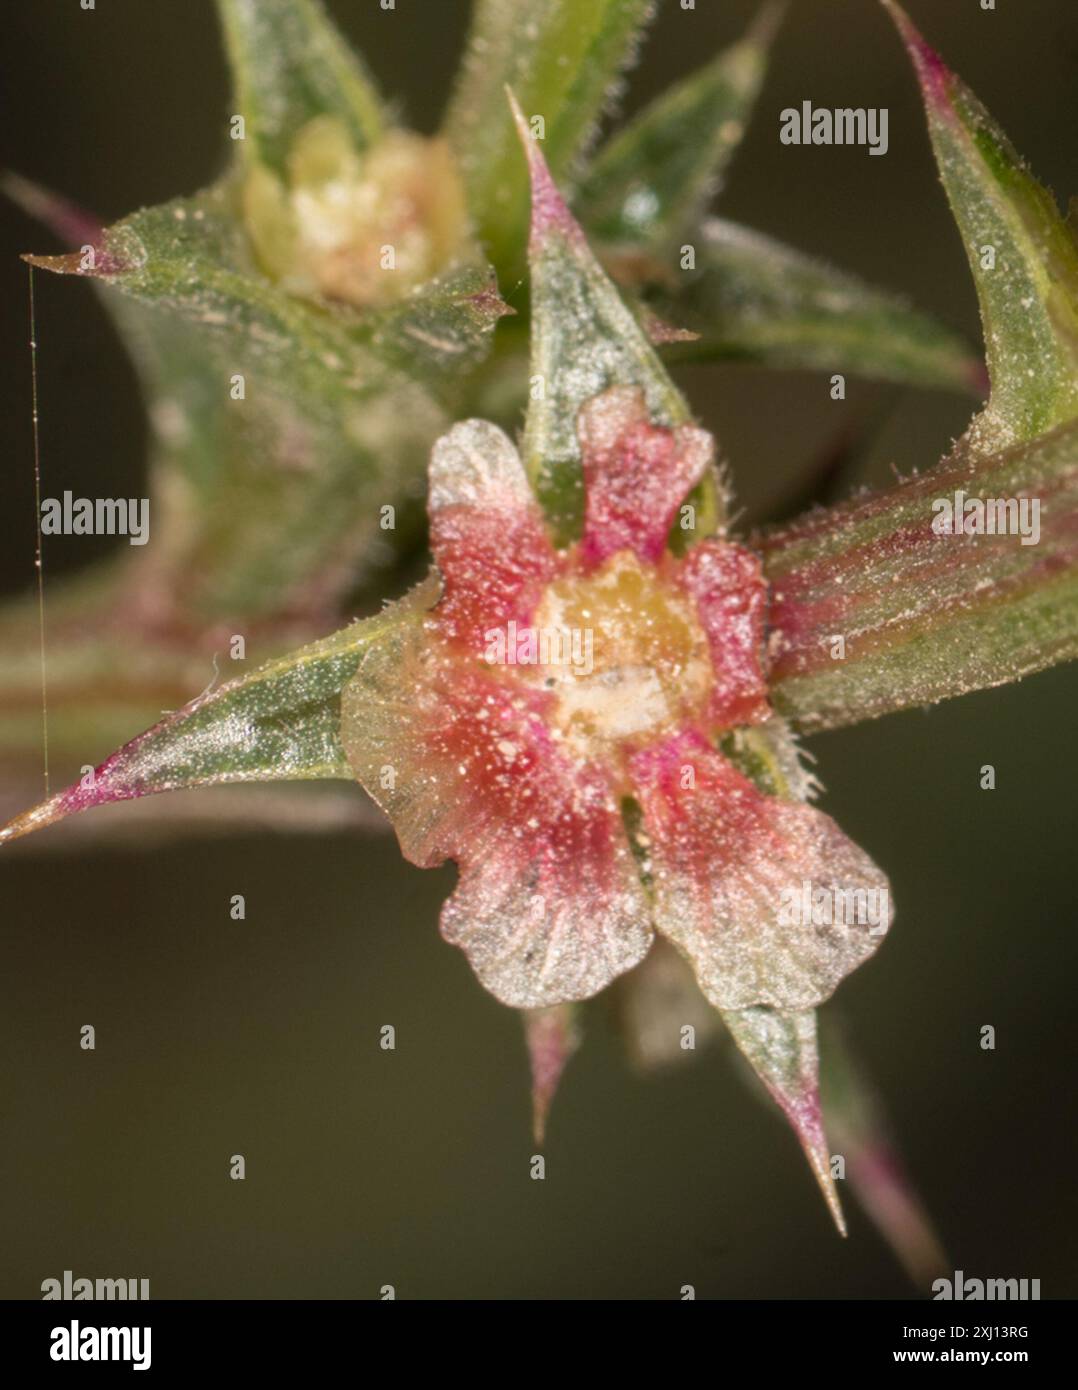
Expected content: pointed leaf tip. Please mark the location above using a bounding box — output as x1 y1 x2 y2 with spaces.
514 100 711 541
884 0 1078 446
2 172 103 252
523 1004 581 1145
880 0 950 103
0 590 436 847
749 0 789 50
22 250 129 278
822 1020 948 1288
507 86 581 250
0 792 71 848
5 170 128 276
722 1006 846 1235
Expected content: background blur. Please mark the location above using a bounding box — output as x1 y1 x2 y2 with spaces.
2 0 1075 1299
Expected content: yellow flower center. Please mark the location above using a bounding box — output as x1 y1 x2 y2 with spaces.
530 550 711 758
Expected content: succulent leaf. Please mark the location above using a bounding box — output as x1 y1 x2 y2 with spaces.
512 96 720 542
445 0 656 278
884 0 1078 447
215 0 385 176
763 418 1078 731
577 6 778 254
0 583 437 848
651 218 983 393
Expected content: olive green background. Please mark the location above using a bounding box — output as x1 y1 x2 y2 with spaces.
1 0 1075 1299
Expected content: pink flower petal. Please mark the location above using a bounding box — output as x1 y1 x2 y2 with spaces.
578 386 713 568
341 624 652 1009
428 419 558 651
629 730 892 1011
674 538 771 729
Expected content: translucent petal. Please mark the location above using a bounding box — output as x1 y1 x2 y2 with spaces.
341 622 652 1008
630 730 892 1011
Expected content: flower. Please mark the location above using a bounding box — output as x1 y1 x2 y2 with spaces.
243 117 469 308
341 384 893 1016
